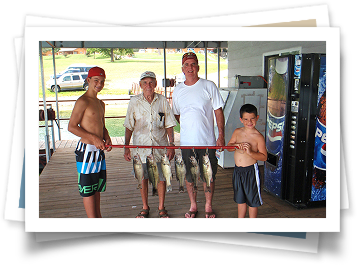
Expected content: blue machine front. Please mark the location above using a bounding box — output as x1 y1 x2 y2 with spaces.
264 56 289 197
311 55 326 202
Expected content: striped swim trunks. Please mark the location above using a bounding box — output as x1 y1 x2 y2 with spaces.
75 141 107 197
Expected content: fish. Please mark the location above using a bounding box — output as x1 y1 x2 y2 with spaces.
189 156 200 192
133 154 144 189
202 153 213 193
146 153 159 196
161 153 173 192
174 153 186 193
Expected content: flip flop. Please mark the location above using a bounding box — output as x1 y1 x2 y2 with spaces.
205 211 216 218
185 210 198 218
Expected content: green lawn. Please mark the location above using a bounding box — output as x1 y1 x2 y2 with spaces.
39 51 226 138
39 52 227 98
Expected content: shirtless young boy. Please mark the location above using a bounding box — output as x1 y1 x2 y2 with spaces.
68 67 112 218
227 104 267 218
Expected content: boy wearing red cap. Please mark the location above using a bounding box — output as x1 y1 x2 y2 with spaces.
68 66 112 218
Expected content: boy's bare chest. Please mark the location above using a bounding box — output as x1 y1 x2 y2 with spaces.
84 100 104 120
237 131 258 150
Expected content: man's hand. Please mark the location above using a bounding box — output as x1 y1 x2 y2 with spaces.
124 148 131 161
167 148 175 161
216 134 225 148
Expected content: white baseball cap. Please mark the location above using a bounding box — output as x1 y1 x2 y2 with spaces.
140 71 156 81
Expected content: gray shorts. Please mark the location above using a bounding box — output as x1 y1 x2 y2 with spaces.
132 162 166 182
181 148 218 183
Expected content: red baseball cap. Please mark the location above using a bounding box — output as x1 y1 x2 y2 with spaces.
182 52 198 65
88 67 106 78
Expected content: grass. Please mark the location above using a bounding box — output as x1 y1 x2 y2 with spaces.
39 51 227 138
39 52 227 98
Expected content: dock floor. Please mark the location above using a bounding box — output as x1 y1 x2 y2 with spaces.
39 137 326 219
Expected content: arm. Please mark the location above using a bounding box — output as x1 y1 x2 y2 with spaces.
214 107 225 147
124 127 133 161
226 129 243 152
103 127 112 152
101 102 112 152
68 98 105 150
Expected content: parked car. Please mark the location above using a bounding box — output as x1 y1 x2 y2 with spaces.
50 64 97 79
46 72 88 92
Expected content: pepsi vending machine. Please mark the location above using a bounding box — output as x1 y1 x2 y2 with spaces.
264 54 326 207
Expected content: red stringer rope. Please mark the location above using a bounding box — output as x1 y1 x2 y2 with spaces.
106 145 238 150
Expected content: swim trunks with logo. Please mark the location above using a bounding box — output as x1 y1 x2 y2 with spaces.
75 141 106 197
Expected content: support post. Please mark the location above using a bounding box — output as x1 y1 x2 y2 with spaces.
39 42 51 163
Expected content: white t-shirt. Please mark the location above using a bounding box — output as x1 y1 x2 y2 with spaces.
172 78 224 146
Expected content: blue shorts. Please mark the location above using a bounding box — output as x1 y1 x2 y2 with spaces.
75 141 107 197
232 163 263 207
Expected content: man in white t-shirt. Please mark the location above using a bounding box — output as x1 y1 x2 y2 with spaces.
172 52 225 218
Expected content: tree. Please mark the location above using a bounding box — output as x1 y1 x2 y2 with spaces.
86 48 134 62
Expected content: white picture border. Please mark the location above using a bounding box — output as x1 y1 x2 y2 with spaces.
25 26 340 232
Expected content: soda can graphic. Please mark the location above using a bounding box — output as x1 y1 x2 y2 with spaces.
266 58 288 157
266 109 285 155
264 57 289 198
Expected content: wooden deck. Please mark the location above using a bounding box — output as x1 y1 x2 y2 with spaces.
39 137 326 218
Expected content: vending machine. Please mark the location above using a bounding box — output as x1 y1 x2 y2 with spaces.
264 53 326 207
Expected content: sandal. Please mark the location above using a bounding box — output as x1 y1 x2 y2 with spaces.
158 208 169 218
205 211 216 218
136 207 150 218
185 210 198 218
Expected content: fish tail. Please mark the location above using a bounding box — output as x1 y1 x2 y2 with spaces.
152 187 158 196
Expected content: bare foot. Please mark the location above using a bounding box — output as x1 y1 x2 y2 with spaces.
205 205 215 218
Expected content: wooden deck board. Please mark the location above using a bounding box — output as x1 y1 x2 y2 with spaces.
39 138 326 219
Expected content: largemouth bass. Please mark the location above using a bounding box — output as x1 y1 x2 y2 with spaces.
174 153 186 193
202 153 213 193
133 154 144 189
146 154 159 196
161 153 173 192
189 156 200 192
